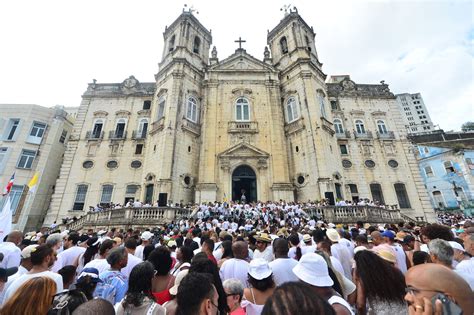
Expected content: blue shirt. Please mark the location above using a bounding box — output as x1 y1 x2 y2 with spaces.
95 270 128 304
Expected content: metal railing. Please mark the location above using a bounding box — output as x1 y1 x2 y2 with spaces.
109 130 127 140
132 130 147 139
335 130 351 139
85 131 104 140
354 130 373 139
376 131 395 139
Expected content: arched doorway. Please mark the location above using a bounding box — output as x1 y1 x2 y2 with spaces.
232 165 257 203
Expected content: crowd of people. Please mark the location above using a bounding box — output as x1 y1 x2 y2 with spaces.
0 204 473 314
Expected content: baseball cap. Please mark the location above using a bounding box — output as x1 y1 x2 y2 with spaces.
169 269 189 295
326 229 340 242
402 235 415 244
21 245 39 259
0 267 18 282
292 253 333 287
141 231 153 241
448 241 464 252
248 258 272 280
381 230 395 239
77 267 103 283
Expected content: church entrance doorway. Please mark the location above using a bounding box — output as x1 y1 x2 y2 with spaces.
232 165 257 203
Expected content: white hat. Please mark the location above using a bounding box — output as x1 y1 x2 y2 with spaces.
326 229 340 242
167 240 177 248
292 253 333 287
248 258 272 280
97 230 107 236
141 231 153 240
60 230 70 238
303 234 312 242
328 223 336 228
354 246 368 254
448 241 464 252
21 245 39 259
169 269 189 295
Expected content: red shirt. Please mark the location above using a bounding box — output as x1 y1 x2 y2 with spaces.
208 254 218 265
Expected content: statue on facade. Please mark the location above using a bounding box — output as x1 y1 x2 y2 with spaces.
264 46 270 59
211 46 217 59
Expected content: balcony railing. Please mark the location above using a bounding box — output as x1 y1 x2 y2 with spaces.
182 119 201 136
228 121 258 133
109 130 127 140
149 117 165 134
132 130 147 139
85 131 104 140
353 130 373 139
376 131 395 139
335 130 351 139
304 205 406 224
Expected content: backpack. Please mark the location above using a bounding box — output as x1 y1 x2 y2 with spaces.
48 290 88 315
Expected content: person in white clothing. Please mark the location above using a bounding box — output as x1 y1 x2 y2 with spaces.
219 241 250 287
301 234 316 255
4 244 63 303
82 239 115 274
121 238 142 278
268 238 298 286
253 233 273 262
52 233 86 272
0 231 23 269
135 231 153 260
381 230 407 274
326 229 353 280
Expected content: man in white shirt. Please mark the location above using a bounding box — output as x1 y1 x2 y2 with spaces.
135 231 153 260
52 232 86 272
0 231 23 269
269 238 298 286
301 234 316 255
121 238 142 278
82 239 115 274
253 233 273 262
382 230 407 274
4 244 63 303
219 241 250 287
327 229 353 280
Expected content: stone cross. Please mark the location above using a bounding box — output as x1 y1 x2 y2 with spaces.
235 37 246 49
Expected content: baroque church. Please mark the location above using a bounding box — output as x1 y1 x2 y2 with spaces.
45 8 435 225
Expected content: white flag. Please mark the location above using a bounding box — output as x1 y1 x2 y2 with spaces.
0 196 12 243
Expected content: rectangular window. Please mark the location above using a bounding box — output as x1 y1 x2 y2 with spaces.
370 183 385 204
339 144 348 155
444 161 455 173
126 185 139 195
73 184 88 210
143 100 151 110
135 144 143 155
100 185 114 204
348 184 358 194
17 149 36 169
30 122 46 138
330 100 338 110
394 183 411 208
59 130 67 143
5 119 20 140
9 185 25 215
424 166 434 177
0 147 7 166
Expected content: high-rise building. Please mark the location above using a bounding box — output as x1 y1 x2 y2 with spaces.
396 93 435 134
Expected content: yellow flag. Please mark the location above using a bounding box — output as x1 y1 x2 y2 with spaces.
27 172 40 193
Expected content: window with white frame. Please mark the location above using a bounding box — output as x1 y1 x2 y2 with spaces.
186 97 198 122
444 161 455 173
0 147 7 166
59 130 67 143
424 166 434 177
73 184 88 210
30 122 46 138
355 120 366 134
377 120 388 134
286 97 298 122
100 184 114 204
114 119 126 138
333 119 344 134
235 97 250 121
92 119 104 138
138 118 148 138
17 149 36 169
9 185 24 215
5 119 20 141
157 96 165 120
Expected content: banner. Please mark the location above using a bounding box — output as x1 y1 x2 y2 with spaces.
27 172 40 194
0 196 12 243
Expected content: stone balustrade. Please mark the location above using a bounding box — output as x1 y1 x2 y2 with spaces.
304 205 408 224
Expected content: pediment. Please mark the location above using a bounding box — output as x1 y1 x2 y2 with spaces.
209 50 275 72
218 142 269 159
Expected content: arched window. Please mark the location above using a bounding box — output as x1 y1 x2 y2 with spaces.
115 118 126 138
280 36 288 54
286 97 298 122
318 93 327 118
157 96 165 120
377 120 388 134
92 119 104 138
355 120 365 134
186 97 198 122
333 119 344 134
193 36 201 54
138 118 148 138
168 35 175 52
235 97 250 121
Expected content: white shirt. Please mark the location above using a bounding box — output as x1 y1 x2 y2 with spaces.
330 256 345 277
219 258 249 288
331 242 352 280
0 265 28 304
456 257 474 274
0 242 21 268
121 253 142 278
253 246 273 262
268 258 298 286
52 246 86 272
4 271 63 303
134 245 145 260
339 238 355 258
83 258 110 274
391 243 407 274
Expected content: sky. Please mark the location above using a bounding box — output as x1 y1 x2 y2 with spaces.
0 0 472 131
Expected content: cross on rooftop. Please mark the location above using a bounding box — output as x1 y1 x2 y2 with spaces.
235 37 246 49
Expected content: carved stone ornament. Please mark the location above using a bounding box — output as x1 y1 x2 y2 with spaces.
122 75 138 88
264 46 270 58
342 79 356 91
211 46 218 58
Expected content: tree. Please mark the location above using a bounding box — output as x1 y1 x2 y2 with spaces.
461 121 474 132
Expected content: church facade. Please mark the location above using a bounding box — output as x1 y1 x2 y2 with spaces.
45 9 435 225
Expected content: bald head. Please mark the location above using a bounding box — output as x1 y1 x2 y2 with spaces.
371 231 383 245
273 238 289 257
405 263 474 313
6 231 23 245
232 241 249 259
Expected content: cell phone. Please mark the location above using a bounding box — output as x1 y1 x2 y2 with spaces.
431 293 463 315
